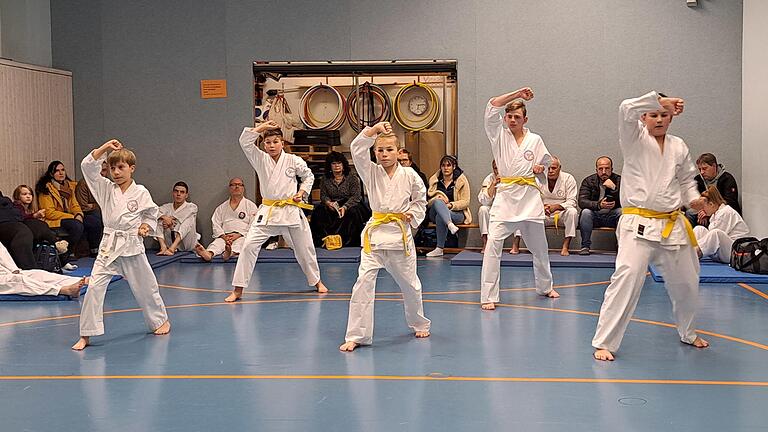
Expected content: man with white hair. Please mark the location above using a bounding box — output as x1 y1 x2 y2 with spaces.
195 177 258 261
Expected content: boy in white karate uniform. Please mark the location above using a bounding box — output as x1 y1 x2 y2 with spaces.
155 181 200 256
694 185 749 263
73 140 170 350
195 177 259 261
592 91 709 361
340 122 430 352
225 121 327 302
480 87 560 310
0 242 85 298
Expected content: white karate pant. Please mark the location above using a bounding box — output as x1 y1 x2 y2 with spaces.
478 205 491 236
481 220 553 303
0 270 81 296
545 207 577 238
206 236 246 257
232 218 320 288
592 219 700 352
344 247 431 345
693 225 733 263
79 253 168 337
156 224 200 251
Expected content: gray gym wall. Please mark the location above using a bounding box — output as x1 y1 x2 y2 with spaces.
50 0 743 244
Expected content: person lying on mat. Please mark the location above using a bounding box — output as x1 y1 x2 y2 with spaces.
0 242 85 298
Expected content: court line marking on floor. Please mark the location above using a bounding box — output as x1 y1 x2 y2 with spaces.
0 374 765 387
2 297 766 351
738 283 768 301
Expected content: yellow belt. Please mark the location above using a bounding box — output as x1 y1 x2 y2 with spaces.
500 176 538 188
363 212 409 256
553 211 561 232
622 207 698 247
262 198 313 224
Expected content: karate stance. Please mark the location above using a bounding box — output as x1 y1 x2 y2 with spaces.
225 121 327 302
0 242 85 298
340 122 431 352
592 91 709 361
480 87 560 310
73 140 170 350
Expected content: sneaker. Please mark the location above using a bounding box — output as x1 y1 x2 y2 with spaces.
579 247 590 256
265 241 278 250
63 262 78 271
55 240 69 254
447 222 460 235
426 247 444 257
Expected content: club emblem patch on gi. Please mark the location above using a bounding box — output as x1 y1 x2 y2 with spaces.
285 167 297 177
556 190 565 197
523 150 535 161
127 200 139 212
238 211 246 219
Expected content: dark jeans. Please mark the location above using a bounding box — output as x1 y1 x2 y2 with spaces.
23 218 58 244
83 210 104 249
579 208 621 248
58 218 85 253
310 203 370 247
0 221 36 269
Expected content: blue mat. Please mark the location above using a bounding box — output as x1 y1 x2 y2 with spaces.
0 251 190 302
179 247 361 264
450 250 616 268
649 262 768 284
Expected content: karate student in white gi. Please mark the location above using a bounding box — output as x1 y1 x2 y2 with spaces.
0 242 85 298
592 91 709 361
155 181 200 256
539 157 578 255
195 177 259 262
694 185 749 263
225 121 327 302
477 160 499 252
480 87 560 310
339 122 431 352
73 140 170 351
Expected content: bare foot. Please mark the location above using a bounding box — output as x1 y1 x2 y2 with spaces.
593 348 614 361
222 243 233 261
225 287 243 302
415 330 430 338
481 302 496 310
156 248 169 256
510 236 521 254
157 248 174 256
315 281 328 293
60 277 86 298
339 341 359 352
544 289 560 298
509 247 519 255
71 336 90 351
153 320 171 335
560 248 570 256
195 243 212 262
689 336 710 348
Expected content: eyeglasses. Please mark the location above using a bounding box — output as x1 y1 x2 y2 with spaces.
229 183 244 187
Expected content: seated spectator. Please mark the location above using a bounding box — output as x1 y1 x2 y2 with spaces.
309 151 370 248
397 148 429 188
35 161 86 256
195 177 259 261
477 160 499 252
0 191 36 270
75 160 107 255
0 242 85 298
426 155 472 257
692 153 741 227
12 185 67 253
694 186 749 263
155 181 200 256
578 156 621 255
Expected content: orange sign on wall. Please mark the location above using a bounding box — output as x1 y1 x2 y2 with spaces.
200 79 227 99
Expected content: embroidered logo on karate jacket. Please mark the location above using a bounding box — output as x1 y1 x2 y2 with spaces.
127 200 139 212
524 150 535 161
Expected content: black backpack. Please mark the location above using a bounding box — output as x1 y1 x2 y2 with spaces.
34 242 62 274
730 237 768 274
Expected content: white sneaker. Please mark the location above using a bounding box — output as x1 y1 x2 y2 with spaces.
265 241 278 250
63 263 78 271
447 222 460 235
426 247 444 257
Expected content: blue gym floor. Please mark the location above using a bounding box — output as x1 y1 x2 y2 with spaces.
1 255 767 432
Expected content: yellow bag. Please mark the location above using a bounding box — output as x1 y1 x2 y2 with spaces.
322 235 342 251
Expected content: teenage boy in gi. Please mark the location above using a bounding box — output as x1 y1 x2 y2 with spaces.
340 121 430 352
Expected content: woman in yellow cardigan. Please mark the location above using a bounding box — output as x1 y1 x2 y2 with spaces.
426 155 472 257
35 161 85 255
